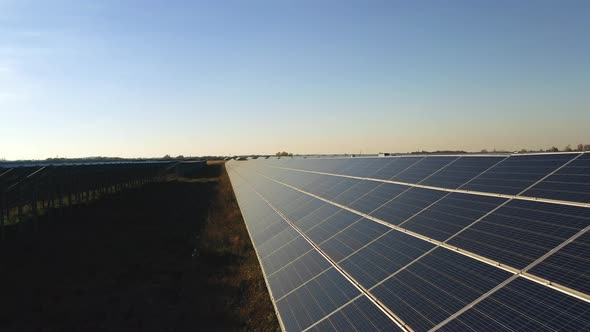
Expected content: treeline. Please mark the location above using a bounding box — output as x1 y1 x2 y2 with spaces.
481 143 590 154
410 150 468 155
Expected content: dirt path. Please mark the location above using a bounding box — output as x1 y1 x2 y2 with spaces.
0 163 279 331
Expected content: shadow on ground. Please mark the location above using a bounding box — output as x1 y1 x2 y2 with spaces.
0 163 279 332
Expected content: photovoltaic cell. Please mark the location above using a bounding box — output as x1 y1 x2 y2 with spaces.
529 231 590 295
306 210 362 245
319 218 389 262
262 236 313 275
295 203 341 232
400 193 507 241
267 249 332 300
258 226 300 258
348 183 409 214
440 278 590 332
371 157 423 180
461 153 577 195
370 248 511 332
276 268 361 331
524 152 590 203
307 296 402 332
339 230 435 288
332 180 382 206
321 178 360 200
448 200 590 269
370 187 447 226
341 158 389 178
390 156 458 184
420 156 507 189
284 198 326 223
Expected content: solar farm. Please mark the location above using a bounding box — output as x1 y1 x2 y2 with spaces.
226 152 590 331
0 161 176 234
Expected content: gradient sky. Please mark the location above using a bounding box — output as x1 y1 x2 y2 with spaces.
1 0 589 159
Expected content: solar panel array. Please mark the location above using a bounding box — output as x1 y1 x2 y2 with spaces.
226 153 590 331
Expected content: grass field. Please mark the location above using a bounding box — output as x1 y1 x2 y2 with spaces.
0 162 279 331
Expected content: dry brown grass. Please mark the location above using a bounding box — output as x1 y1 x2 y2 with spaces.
200 163 280 331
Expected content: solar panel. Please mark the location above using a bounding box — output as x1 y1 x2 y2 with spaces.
227 153 590 331
400 193 506 241
420 156 507 189
390 156 459 184
460 153 577 195
447 200 590 269
349 183 410 214
371 248 512 331
528 231 590 295
371 157 424 180
439 278 590 331
308 296 403 332
339 230 435 288
370 187 447 226
524 153 590 203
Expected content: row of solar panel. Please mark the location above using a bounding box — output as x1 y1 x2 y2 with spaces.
227 162 590 331
256 153 590 204
260 165 590 295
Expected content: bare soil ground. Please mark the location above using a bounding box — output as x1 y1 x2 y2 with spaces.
0 162 279 331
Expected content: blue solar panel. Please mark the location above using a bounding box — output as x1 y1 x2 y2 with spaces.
332 180 382 206
401 193 507 241
252 216 291 246
448 200 590 269
308 296 403 332
341 158 390 178
371 157 424 180
268 249 332 299
370 187 447 226
258 226 300 258
391 156 458 184
461 153 577 195
295 203 341 232
284 197 326 223
524 153 590 203
306 210 362 245
276 268 361 331
370 248 511 332
529 231 590 295
420 156 507 189
306 176 345 197
262 236 314 275
440 278 590 332
322 178 361 200
339 230 435 288
319 218 389 262
348 183 409 214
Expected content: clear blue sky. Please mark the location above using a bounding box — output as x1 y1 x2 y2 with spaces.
1 0 589 159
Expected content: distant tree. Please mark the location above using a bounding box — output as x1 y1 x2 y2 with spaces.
480 149 488 153
548 147 559 152
288 153 293 157
163 154 172 159
276 151 290 157
577 144 584 151
519 149 528 153
564 144 573 152
176 155 184 159
585 144 590 151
